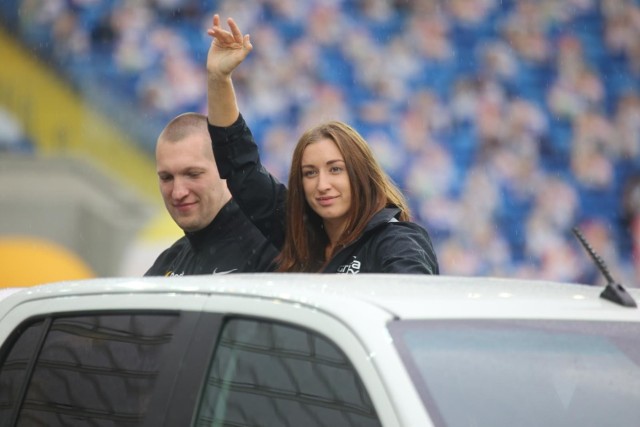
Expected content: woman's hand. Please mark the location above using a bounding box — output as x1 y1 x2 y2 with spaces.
206 14 253 80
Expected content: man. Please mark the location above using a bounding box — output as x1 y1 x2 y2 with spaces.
145 112 278 276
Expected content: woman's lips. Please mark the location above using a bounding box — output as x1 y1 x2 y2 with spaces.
316 196 336 207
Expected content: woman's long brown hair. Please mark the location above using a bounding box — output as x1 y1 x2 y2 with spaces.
277 121 410 272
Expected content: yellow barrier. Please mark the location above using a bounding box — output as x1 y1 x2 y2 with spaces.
0 237 95 286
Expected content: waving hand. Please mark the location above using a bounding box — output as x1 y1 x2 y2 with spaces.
206 14 253 79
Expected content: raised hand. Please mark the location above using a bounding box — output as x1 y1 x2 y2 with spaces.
206 14 253 79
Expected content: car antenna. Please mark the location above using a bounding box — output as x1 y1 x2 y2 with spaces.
572 227 637 308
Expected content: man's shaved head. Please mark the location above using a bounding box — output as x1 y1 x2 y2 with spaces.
158 112 209 144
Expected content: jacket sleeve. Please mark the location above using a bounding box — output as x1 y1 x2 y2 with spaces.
370 222 440 274
208 114 287 249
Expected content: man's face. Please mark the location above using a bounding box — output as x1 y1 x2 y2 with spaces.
156 134 230 232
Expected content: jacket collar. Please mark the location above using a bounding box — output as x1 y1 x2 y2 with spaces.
184 199 237 248
363 207 401 233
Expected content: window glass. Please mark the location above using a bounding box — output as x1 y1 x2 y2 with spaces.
391 319 640 427
195 318 381 427
0 320 46 423
1 313 181 427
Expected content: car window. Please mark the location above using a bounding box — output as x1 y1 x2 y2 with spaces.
0 319 47 424
390 319 640 427
194 318 382 427
0 313 184 427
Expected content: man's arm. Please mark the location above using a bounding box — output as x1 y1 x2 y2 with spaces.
206 14 252 127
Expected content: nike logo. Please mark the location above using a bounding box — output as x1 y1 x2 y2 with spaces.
212 268 238 275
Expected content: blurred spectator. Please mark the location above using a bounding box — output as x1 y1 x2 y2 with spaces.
602 0 640 66
404 140 456 201
398 89 452 153
614 92 640 160
477 40 519 86
260 124 296 180
570 110 617 190
137 29 206 116
500 0 552 64
547 35 605 120
525 176 579 266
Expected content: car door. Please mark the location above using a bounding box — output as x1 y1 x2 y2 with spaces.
0 291 399 427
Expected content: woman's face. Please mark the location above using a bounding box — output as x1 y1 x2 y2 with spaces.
300 138 352 230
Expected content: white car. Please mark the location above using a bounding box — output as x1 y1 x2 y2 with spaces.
0 273 639 427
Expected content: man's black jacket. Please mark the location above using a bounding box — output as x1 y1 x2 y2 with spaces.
145 199 278 276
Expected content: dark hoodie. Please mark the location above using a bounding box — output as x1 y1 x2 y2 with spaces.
208 114 439 275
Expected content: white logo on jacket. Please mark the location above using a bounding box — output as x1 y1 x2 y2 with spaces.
212 268 238 275
337 258 361 274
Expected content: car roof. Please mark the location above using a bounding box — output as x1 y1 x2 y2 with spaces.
2 274 639 322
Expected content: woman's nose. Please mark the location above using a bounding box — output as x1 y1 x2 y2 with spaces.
316 171 331 191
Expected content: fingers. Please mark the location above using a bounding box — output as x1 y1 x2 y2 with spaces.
227 17 243 42
208 14 226 37
207 15 250 51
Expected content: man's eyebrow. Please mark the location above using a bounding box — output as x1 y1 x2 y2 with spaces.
183 166 207 173
157 165 206 175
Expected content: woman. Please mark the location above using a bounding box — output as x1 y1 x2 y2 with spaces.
206 15 438 274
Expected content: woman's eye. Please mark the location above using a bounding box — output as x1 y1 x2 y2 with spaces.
330 166 343 173
303 170 317 178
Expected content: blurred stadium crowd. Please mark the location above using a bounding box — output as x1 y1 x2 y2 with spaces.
2 0 640 284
